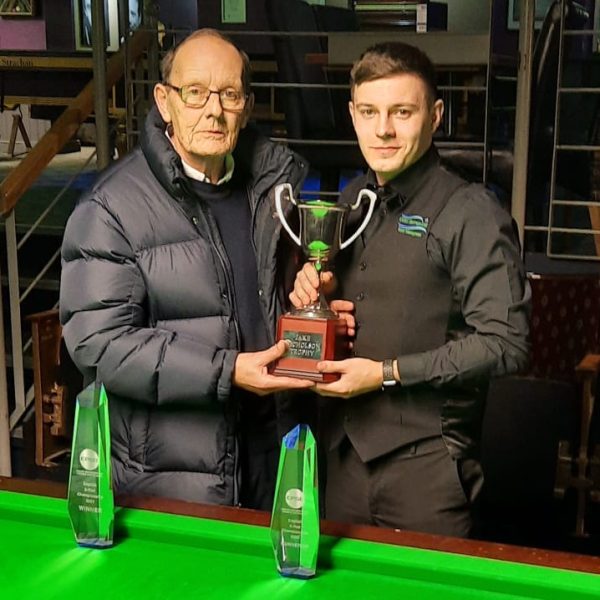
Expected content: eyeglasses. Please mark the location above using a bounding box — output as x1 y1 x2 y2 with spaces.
164 83 247 111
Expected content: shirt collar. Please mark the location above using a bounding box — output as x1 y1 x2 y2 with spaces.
366 145 440 207
165 129 235 185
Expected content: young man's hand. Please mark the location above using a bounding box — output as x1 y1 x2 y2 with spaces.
289 262 336 307
314 357 384 399
330 299 356 340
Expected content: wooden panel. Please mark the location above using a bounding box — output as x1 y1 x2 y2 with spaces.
329 32 490 66
0 55 93 70
27 309 82 468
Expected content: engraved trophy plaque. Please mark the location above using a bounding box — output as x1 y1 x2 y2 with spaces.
270 183 376 382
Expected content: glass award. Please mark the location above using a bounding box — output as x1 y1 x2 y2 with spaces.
67 381 114 548
270 183 376 381
270 424 319 578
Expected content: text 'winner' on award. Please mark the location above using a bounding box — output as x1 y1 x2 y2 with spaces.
67 381 114 548
270 424 319 578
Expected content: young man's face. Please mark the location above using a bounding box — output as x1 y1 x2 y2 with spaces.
154 35 253 175
349 73 443 185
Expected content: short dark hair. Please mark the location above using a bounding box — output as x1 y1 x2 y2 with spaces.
350 42 438 105
160 28 252 95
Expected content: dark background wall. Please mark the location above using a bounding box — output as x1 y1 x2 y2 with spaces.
40 0 272 55
158 0 198 34
44 0 75 51
6 0 594 58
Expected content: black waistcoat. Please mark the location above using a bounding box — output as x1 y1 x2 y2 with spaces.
326 149 471 462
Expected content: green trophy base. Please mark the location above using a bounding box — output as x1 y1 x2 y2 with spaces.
270 313 348 382
270 424 319 578
67 382 114 548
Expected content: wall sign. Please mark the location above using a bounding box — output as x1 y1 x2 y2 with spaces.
222 0 246 24
0 0 35 17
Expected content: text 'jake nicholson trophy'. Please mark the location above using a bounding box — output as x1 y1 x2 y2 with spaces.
270 183 377 382
67 381 114 548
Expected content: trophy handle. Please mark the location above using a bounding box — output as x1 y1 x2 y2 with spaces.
340 188 377 250
275 183 301 246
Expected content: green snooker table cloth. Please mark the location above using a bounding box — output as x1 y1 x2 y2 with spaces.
1 486 600 600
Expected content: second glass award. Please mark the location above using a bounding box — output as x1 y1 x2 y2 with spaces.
270 424 319 578
67 381 114 548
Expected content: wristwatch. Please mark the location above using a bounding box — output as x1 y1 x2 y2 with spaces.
382 359 398 388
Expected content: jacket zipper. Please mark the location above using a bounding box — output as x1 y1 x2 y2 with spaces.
190 211 241 349
248 182 273 345
190 210 240 506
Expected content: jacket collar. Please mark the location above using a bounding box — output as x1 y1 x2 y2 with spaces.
165 128 235 185
140 105 185 198
140 105 307 201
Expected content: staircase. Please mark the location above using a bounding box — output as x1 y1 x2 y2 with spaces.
0 27 153 478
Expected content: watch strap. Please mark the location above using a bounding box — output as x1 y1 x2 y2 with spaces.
382 359 397 387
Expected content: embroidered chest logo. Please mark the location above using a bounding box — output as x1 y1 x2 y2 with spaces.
397 213 429 238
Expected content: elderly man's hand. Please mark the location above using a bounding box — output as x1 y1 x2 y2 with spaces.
289 262 336 308
233 340 314 395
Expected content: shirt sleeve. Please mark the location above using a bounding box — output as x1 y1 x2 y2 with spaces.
396 185 531 388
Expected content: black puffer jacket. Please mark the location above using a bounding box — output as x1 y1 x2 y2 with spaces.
60 107 307 504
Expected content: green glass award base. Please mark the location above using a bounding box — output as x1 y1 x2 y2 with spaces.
270 424 319 578
67 381 114 548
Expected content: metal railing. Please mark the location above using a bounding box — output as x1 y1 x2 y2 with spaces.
123 24 496 188
0 27 152 476
523 0 600 260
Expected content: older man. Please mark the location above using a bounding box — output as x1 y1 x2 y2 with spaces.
60 29 312 509
291 42 530 537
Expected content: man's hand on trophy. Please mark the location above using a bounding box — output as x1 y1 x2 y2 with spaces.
289 262 336 307
330 300 356 341
233 341 314 395
313 358 382 398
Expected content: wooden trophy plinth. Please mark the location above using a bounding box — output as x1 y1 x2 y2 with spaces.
270 312 348 382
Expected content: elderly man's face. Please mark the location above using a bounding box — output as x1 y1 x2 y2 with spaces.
154 35 252 176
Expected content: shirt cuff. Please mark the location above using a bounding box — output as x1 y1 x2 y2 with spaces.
396 353 428 387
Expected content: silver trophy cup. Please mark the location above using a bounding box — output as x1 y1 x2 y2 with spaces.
275 183 377 317
272 183 377 380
